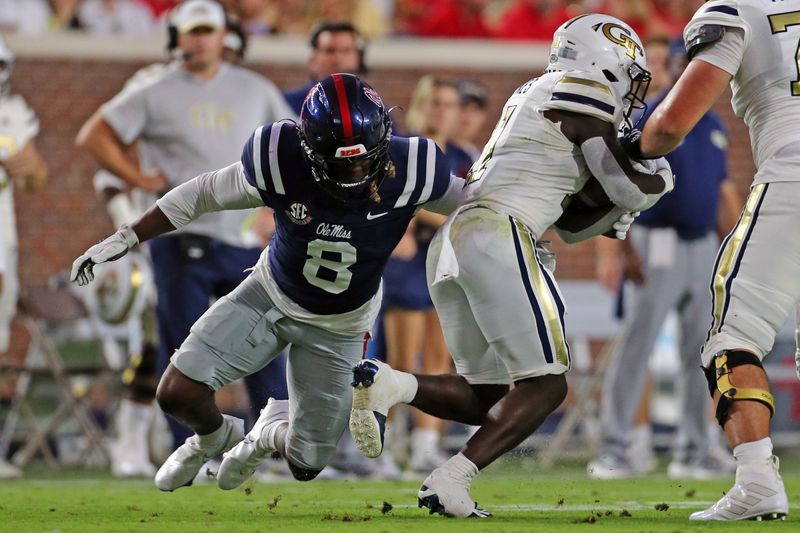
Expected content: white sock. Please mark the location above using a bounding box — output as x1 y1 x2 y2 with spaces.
411 428 440 462
629 425 652 455
197 417 230 449
441 452 479 485
733 437 773 467
394 368 419 404
116 399 153 454
259 420 288 452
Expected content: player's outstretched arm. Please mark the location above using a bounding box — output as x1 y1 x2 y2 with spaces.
639 59 732 157
419 174 467 216
72 162 263 286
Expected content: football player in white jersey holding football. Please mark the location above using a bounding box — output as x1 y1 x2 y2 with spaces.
629 0 798 522
0 36 48 479
349 14 674 518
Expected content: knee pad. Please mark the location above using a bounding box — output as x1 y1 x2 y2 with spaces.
287 460 322 482
703 350 775 428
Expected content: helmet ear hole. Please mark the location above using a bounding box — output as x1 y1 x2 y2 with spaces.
602 70 618 83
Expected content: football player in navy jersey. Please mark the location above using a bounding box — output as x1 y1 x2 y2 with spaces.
71 74 467 491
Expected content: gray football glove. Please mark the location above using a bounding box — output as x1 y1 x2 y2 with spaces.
71 225 139 286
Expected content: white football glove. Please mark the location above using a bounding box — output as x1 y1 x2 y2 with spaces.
71 225 139 286
632 157 674 193
612 211 638 240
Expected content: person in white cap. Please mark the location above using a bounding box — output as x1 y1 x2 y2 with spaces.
0 36 48 479
76 0 295 471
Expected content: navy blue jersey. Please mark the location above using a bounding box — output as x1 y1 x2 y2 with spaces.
283 80 316 117
241 122 453 315
635 94 728 237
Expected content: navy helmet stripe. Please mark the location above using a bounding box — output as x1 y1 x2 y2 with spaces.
510 216 555 364
718 184 769 333
551 92 615 115
706 5 738 17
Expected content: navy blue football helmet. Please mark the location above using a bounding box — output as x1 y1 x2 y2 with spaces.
299 73 392 202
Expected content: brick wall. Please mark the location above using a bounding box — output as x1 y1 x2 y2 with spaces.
11 58 756 287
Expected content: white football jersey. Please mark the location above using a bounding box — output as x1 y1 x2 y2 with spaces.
0 93 39 249
686 0 800 182
464 70 621 238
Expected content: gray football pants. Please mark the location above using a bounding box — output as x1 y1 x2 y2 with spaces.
599 227 718 463
171 273 366 471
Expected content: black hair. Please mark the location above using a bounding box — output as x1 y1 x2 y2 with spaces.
309 20 367 74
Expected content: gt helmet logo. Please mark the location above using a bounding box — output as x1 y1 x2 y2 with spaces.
601 23 643 60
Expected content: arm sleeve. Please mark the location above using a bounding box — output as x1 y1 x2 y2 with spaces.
156 162 264 229
693 27 746 77
420 174 466 215
100 84 149 145
580 137 673 212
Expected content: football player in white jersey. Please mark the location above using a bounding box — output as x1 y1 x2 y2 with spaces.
0 36 48 478
348 14 674 518
630 0 797 522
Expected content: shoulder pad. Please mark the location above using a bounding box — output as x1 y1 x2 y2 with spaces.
685 24 725 59
684 2 746 59
542 71 618 124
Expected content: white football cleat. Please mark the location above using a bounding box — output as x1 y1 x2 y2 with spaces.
154 415 244 491
417 467 491 518
350 360 407 458
217 398 289 490
689 456 788 521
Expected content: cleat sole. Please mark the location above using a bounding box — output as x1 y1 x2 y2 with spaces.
348 408 385 458
750 512 787 522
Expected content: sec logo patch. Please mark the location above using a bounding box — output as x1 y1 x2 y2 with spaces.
286 202 312 225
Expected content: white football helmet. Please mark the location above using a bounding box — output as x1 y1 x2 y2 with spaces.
0 37 13 97
546 13 651 128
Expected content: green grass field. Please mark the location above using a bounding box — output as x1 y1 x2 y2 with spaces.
2 456 799 532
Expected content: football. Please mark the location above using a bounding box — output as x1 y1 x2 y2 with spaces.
555 176 617 233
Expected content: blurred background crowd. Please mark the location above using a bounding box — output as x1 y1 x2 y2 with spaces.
1 0 696 41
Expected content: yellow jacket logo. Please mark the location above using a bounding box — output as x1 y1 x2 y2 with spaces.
190 102 237 134
601 23 642 61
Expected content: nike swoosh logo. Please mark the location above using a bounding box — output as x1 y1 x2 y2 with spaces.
366 212 388 220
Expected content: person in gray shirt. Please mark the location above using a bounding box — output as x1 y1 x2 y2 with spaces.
76 0 296 451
